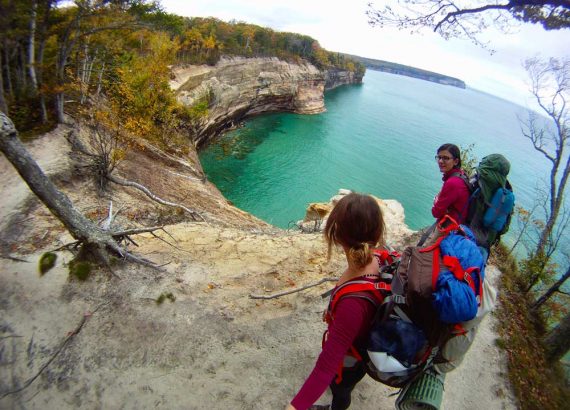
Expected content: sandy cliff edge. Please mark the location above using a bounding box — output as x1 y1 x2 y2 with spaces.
0 125 517 409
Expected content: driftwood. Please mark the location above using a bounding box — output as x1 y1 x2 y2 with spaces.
0 302 108 399
100 200 123 230
249 277 338 300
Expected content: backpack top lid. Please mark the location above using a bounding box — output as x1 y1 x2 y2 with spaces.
477 154 511 202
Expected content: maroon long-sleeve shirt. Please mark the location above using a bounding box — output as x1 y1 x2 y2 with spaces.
290 297 376 410
432 168 470 223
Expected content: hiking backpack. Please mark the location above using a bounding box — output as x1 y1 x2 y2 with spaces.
324 216 493 388
464 154 515 249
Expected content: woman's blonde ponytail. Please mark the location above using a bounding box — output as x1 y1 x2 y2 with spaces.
348 242 373 268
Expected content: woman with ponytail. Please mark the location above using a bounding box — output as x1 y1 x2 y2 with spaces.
286 193 386 410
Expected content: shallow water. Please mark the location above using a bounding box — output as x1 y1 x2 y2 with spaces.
200 70 552 232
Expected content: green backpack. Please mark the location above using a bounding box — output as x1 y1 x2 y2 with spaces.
465 154 515 249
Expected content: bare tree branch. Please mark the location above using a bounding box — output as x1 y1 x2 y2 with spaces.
249 277 338 300
107 174 204 221
367 0 570 49
0 302 109 399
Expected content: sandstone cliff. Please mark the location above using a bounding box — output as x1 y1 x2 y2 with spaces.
170 57 363 147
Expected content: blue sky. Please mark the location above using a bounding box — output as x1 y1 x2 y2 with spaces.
160 0 570 110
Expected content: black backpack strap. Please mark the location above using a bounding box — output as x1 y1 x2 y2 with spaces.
417 221 437 247
450 170 470 189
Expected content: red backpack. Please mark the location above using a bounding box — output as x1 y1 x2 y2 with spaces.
323 216 485 388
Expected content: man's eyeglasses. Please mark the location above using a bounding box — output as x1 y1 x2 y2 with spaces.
435 155 453 162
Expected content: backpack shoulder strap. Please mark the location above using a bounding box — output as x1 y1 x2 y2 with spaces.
327 279 387 319
450 170 470 190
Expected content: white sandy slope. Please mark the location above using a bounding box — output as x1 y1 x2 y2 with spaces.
0 131 518 409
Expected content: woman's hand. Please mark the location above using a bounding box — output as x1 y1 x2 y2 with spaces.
285 404 296 410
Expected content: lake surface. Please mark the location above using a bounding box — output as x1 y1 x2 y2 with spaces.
200 69 552 233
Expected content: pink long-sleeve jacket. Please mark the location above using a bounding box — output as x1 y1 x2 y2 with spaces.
432 168 470 223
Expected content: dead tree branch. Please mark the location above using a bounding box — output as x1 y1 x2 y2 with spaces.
106 174 203 221
0 112 165 272
249 277 338 300
0 302 109 399
0 255 29 263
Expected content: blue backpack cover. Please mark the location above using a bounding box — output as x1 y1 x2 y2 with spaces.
432 225 484 323
483 187 515 232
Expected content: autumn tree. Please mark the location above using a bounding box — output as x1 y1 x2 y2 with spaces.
105 29 188 148
367 0 570 48
0 0 56 127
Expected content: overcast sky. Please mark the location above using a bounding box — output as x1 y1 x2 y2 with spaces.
160 0 570 109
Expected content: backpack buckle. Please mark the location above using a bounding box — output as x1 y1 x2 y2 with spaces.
391 294 406 305
374 282 391 291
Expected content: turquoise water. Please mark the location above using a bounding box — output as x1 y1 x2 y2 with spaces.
200 69 552 232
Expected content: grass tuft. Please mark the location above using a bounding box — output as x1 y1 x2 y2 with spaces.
156 292 176 305
69 260 92 281
39 252 57 276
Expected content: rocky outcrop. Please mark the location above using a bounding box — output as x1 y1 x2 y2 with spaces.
325 68 363 90
297 188 414 248
170 57 362 147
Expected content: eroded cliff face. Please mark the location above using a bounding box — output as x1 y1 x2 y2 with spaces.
170 56 362 147
325 68 363 90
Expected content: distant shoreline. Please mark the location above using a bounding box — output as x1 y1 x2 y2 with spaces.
344 54 466 89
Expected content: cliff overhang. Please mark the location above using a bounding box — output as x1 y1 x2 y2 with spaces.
170 56 363 148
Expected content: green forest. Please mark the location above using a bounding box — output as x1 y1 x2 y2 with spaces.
0 0 364 145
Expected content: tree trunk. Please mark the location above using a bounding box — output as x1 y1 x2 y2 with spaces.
18 45 27 91
0 52 8 114
80 43 89 104
54 9 80 124
37 0 53 123
0 112 106 243
544 312 570 363
532 265 570 310
3 43 13 97
55 43 68 123
28 0 38 92
55 92 65 123
95 61 105 96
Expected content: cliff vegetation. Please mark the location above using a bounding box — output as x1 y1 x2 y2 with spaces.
0 0 364 144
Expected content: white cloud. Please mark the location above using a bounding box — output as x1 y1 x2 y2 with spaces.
160 0 570 109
